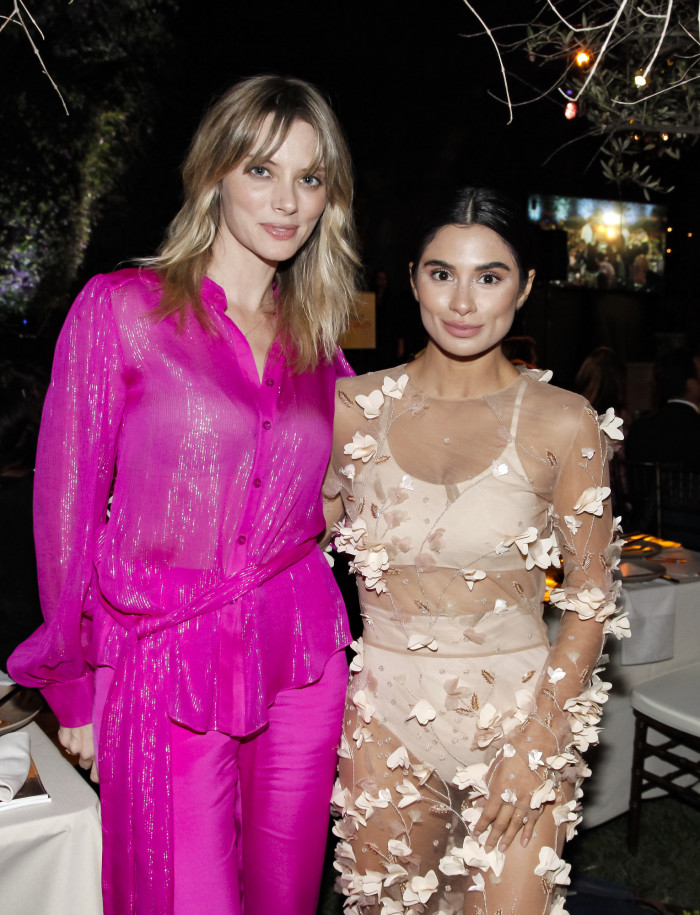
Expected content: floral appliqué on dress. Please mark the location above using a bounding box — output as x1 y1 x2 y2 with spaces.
325 366 626 915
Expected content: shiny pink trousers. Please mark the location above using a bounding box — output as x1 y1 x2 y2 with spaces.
94 649 347 915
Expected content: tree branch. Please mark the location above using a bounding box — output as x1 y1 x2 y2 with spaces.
1 0 68 114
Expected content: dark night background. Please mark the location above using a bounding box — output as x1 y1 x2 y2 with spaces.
2 0 700 383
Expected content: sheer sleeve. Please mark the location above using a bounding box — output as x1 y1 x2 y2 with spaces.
510 402 625 773
322 360 355 501
7 275 127 726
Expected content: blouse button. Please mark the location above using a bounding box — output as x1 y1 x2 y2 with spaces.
253 478 262 488
265 378 274 387
237 535 246 545
263 420 272 430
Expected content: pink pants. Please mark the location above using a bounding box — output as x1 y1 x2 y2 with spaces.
94 649 347 915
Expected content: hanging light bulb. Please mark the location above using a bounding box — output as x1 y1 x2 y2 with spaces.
564 101 577 119
575 50 591 67
635 73 647 87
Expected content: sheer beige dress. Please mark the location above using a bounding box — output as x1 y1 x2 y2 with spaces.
325 366 626 915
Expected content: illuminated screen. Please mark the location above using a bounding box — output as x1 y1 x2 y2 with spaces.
527 194 667 289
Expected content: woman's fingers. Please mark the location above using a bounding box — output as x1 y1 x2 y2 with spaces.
495 808 529 851
482 803 517 852
58 724 96 770
521 809 539 846
476 801 543 852
473 797 500 837
500 805 542 850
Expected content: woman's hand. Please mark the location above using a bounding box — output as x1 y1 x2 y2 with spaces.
58 724 99 783
319 494 345 549
472 746 550 852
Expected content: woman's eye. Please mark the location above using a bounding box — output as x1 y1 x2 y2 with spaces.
430 269 452 282
249 165 270 178
301 174 322 187
478 272 500 285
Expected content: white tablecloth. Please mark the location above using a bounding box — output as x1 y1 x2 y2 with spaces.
583 575 700 827
0 722 103 914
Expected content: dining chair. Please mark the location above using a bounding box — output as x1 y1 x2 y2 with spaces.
625 461 700 549
627 662 700 852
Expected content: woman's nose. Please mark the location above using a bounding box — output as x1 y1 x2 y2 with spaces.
450 285 475 315
272 179 298 214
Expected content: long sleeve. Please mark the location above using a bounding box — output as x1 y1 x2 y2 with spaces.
8 276 127 725
513 402 624 769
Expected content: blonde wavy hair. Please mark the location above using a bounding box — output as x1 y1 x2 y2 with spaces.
144 75 360 372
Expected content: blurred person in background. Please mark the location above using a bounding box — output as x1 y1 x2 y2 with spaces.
626 347 700 468
574 345 629 516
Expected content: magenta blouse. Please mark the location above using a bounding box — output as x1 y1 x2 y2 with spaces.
10 267 351 729
8 269 352 912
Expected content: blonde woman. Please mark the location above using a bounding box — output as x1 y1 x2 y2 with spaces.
326 188 625 914
9 75 359 915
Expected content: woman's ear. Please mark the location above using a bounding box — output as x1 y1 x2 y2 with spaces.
516 269 536 309
408 263 419 302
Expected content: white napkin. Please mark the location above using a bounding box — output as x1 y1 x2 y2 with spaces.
620 579 676 665
0 730 31 802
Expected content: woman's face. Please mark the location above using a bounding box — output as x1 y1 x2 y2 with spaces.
410 224 535 359
217 116 327 267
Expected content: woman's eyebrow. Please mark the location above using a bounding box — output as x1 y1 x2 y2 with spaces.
476 261 511 271
423 259 512 273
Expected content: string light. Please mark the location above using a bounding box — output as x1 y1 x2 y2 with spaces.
688 233 694 238
575 50 591 66
564 101 578 119
661 133 669 141
635 73 647 87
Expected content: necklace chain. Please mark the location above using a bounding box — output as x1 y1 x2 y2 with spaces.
242 311 272 337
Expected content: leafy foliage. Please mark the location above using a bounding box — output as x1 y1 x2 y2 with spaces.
0 0 179 319
463 0 699 196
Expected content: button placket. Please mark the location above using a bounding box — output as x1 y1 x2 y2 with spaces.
234 370 279 562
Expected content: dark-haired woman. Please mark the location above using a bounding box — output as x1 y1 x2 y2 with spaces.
325 188 625 914
9 75 359 915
